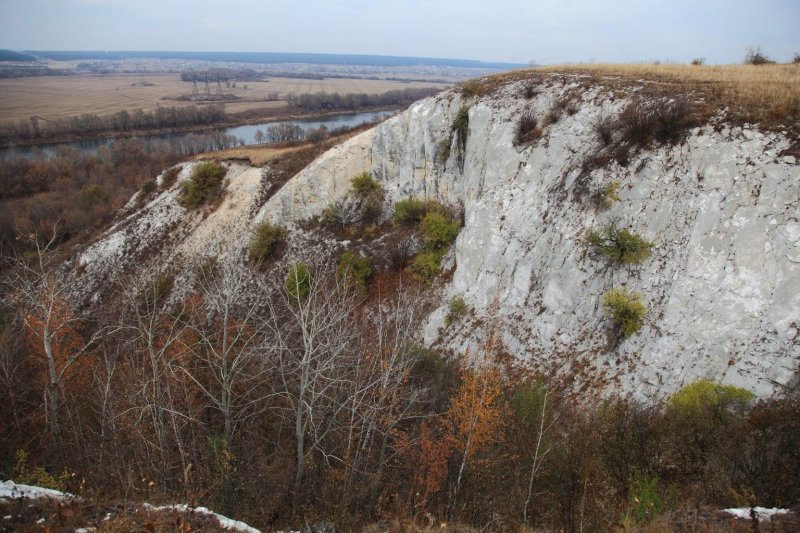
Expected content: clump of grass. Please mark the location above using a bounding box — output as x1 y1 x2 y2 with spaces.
522 83 538 99
248 221 286 263
393 198 444 226
451 106 470 150
618 97 696 148
514 112 542 146
179 161 227 208
587 223 654 265
336 251 373 295
350 171 383 199
435 138 452 165
160 165 182 190
593 181 621 209
592 113 616 146
460 79 485 98
445 296 469 326
544 94 579 125
602 288 647 338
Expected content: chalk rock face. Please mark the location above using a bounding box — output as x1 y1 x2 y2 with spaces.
73 76 799 398
366 80 799 398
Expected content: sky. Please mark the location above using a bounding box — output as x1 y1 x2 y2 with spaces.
0 0 798 65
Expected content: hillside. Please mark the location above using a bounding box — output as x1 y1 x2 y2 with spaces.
73 67 800 399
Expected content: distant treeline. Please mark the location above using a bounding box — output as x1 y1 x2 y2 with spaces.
26 50 523 69
0 49 37 62
180 68 263 82
287 87 439 112
0 105 226 144
0 66 75 78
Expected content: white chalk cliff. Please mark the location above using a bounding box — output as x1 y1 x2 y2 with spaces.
76 74 800 398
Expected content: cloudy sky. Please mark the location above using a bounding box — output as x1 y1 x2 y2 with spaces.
0 0 797 64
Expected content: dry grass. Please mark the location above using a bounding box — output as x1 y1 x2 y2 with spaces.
547 63 800 129
0 72 447 124
194 144 304 166
485 63 800 132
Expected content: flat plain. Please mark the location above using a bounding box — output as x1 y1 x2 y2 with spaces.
0 72 448 124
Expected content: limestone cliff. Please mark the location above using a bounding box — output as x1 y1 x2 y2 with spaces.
74 74 800 398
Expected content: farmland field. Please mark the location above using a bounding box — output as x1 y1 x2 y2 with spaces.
0 72 449 124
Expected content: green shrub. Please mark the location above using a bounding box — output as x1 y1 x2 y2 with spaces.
350 171 383 199
593 181 621 209
445 296 468 326
180 161 227 208
625 474 675 525
13 450 67 491
336 251 373 294
410 249 445 282
602 288 646 338
141 180 157 196
435 138 452 165
143 275 173 309
285 263 311 300
587 224 653 265
451 106 470 150
420 211 460 249
667 380 754 418
248 221 286 263
79 184 110 209
393 198 436 226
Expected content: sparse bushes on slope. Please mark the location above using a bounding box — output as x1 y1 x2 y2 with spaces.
451 106 470 151
459 79 485 98
618 97 695 148
445 296 468 326
248 221 286 263
392 198 461 282
602 288 647 338
179 161 227 208
350 171 383 199
392 198 443 226
420 211 461 249
592 181 621 210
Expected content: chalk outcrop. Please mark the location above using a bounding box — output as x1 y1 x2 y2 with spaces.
74 75 800 398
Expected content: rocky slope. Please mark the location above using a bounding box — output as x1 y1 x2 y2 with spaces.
73 73 800 399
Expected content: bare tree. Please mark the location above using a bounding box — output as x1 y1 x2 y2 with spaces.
4 229 114 456
262 265 361 506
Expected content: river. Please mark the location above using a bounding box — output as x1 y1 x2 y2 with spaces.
1 110 394 160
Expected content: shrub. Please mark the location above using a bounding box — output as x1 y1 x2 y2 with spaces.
618 97 695 148
78 184 109 209
445 296 468 326
141 180 157 196
388 236 415 271
522 83 538 99
410 249 445 282
667 380 754 418
13 450 67 491
180 161 227 208
160 165 182 190
285 263 311 300
393 198 436 226
420 211 460 249
593 181 621 209
794 52 800 64
625 474 675 525
248 221 286 263
514 112 541 146
691 57 705 66
744 46 775 65
451 106 470 150
460 79 485 98
350 171 383 199
592 114 616 146
336 251 373 294
435 138 451 165
587 224 653 265
602 288 646 337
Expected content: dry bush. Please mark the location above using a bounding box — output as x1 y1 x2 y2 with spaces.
618 97 696 148
514 112 542 146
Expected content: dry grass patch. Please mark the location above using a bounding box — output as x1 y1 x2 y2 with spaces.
543 63 800 130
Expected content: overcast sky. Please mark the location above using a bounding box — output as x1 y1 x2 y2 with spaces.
0 0 797 64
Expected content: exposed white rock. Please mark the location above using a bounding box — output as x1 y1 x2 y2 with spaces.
69 75 800 399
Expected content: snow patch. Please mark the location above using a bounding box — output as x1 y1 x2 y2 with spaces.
722 507 791 520
0 480 73 501
144 503 261 533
